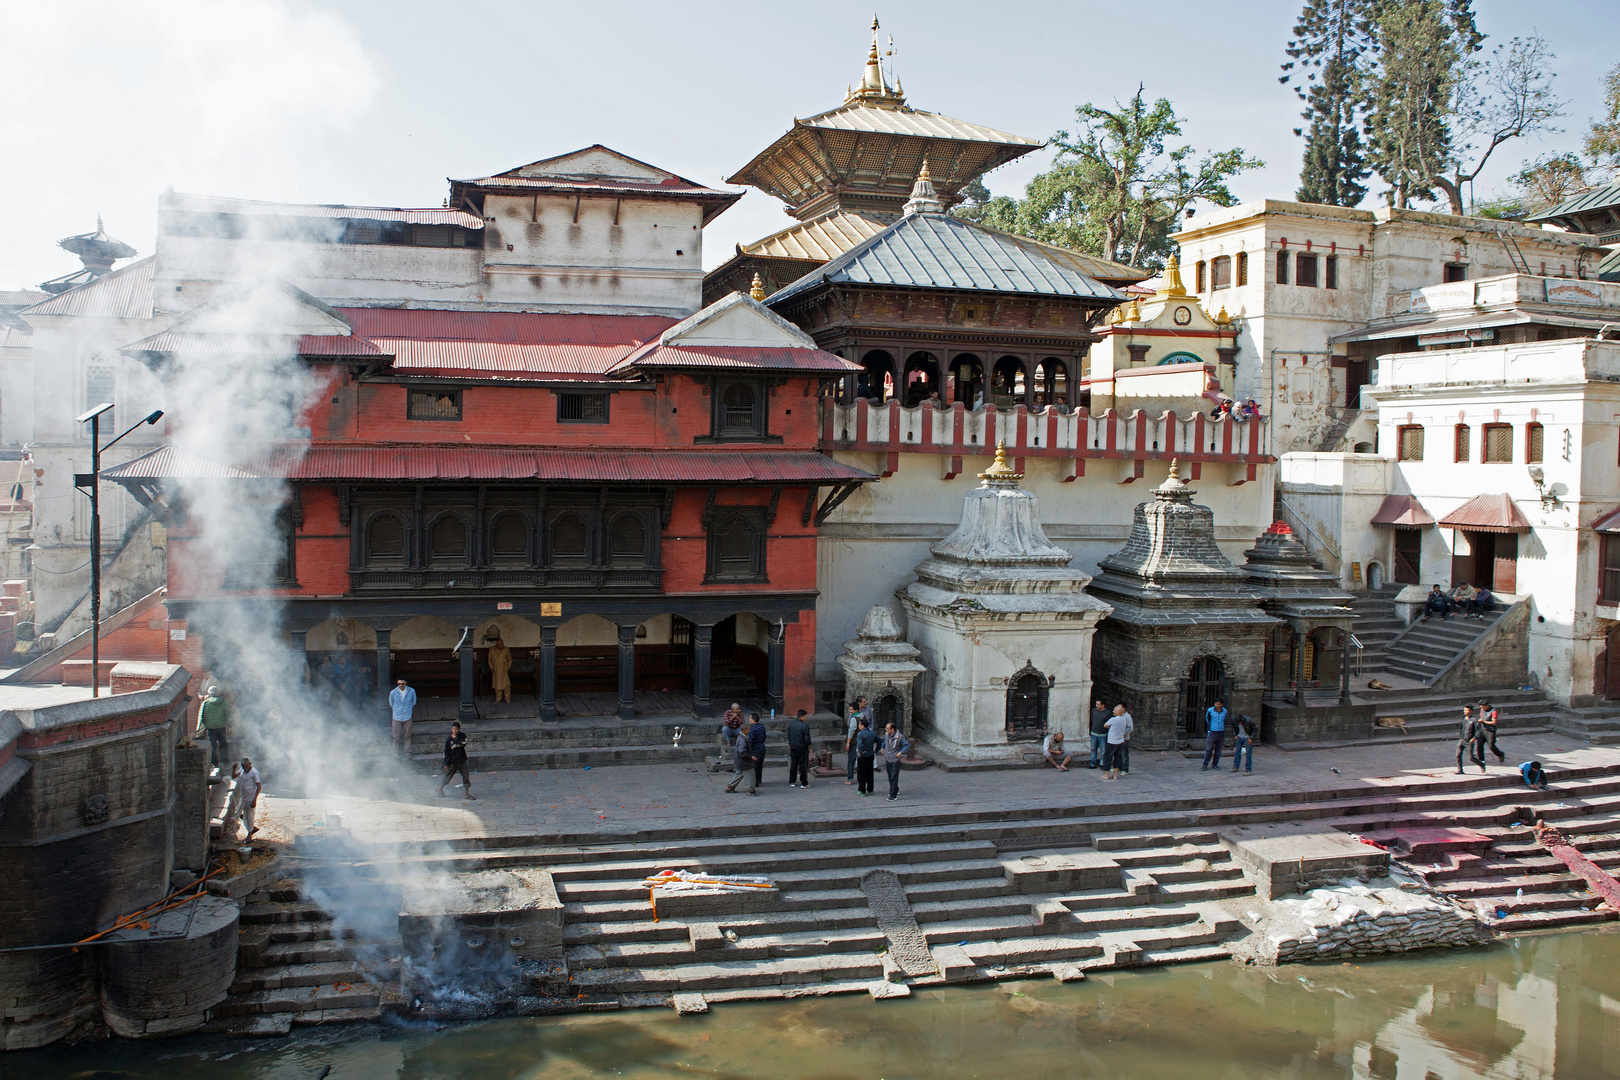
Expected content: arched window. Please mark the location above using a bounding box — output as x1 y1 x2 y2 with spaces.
550 514 589 562
430 514 467 561
707 511 765 581
1004 663 1049 740
609 513 646 564
490 513 529 564
1157 351 1204 366
366 514 405 564
723 383 756 427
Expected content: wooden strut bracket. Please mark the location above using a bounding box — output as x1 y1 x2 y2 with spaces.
801 485 819 527
813 482 861 526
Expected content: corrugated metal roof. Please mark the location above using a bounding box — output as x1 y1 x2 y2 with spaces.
800 103 1040 146
769 213 1128 304
1601 248 1620 283
1370 494 1435 528
339 309 674 345
19 257 155 320
744 211 894 262
1527 180 1620 224
1436 493 1532 533
0 324 32 349
610 345 860 374
385 341 644 375
104 444 874 484
166 192 482 228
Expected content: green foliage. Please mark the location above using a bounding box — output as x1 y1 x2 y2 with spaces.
1586 62 1620 175
953 87 1260 270
1281 0 1375 206
1362 0 1481 208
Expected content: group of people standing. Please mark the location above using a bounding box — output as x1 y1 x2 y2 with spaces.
1042 701 1135 779
715 698 913 801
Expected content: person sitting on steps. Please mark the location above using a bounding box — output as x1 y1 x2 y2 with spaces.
1042 730 1073 771
1422 584 1452 621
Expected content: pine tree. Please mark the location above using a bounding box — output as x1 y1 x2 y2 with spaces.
1281 0 1374 206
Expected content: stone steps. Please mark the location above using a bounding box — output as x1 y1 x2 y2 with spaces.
567 951 886 994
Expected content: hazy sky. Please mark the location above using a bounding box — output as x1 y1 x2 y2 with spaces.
3 0 1616 291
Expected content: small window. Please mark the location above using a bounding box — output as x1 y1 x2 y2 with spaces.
1325 255 1338 290
366 514 406 563
1236 251 1248 286
711 379 767 438
345 221 382 244
430 515 467 560
1296 253 1318 287
85 366 116 435
1397 425 1425 461
1210 256 1231 291
706 510 766 582
408 389 461 421
550 514 589 562
1526 422 1543 464
609 514 646 564
413 225 452 247
1195 260 1207 292
1275 250 1289 285
1443 262 1467 283
1603 535 1620 604
1483 423 1513 463
490 513 528 563
557 392 609 423
1454 424 1471 463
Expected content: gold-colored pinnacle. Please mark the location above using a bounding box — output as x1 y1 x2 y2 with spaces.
918 159 931 181
749 273 766 302
978 440 1023 482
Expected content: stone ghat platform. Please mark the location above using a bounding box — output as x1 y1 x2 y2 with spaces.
218 745 1620 1034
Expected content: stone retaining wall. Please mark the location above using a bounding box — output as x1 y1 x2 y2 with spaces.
1234 877 1491 964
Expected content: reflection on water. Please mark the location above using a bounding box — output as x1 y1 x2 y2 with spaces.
12 928 1620 1080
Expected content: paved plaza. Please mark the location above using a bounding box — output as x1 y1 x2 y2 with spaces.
255 730 1620 850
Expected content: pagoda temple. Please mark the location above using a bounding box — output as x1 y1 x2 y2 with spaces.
704 19 1081 304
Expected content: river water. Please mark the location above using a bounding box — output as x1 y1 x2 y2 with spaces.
12 929 1619 1079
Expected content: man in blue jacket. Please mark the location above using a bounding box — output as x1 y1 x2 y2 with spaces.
747 713 768 789
853 717 879 796
1201 699 1228 771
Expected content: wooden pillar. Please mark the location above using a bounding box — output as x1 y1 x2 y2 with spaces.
1339 627 1352 705
1022 357 1034 409
692 623 713 718
539 625 557 722
458 630 476 722
617 623 636 720
374 628 392 720
1067 352 1082 409
767 620 787 713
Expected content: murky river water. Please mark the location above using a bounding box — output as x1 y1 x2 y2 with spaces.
12 929 1620 1079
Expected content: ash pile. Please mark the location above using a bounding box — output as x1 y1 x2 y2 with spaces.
398 869 571 1020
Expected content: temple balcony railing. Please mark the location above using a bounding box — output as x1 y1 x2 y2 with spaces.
821 399 1271 484
348 566 665 592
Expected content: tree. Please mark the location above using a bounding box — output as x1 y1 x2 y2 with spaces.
1363 0 1481 208
957 87 1260 269
1585 61 1620 178
1513 153 1590 211
1432 35 1565 213
949 178 1021 231
1281 0 1376 207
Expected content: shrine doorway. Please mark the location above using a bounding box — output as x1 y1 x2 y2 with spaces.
1004 663 1049 741
1179 655 1228 737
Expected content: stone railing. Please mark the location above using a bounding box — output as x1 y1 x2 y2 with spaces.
822 399 1270 482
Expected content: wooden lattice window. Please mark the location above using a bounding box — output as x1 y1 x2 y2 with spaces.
1526 422 1544 464
1397 425 1425 461
1211 256 1231 290
1454 424 1471 463
1483 424 1513 463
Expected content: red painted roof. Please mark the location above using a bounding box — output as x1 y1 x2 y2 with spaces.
104 444 874 485
1370 494 1436 528
1437 493 1532 533
333 309 676 378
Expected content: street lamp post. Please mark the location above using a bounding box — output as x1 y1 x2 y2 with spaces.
74 405 163 697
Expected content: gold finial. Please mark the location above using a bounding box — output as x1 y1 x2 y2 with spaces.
1167 458 1180 481
918 159 931 181
978 440 1024 483
749 273 766 301
1159 254 1188 297
1125 296 1142 322
1214 305 1231 326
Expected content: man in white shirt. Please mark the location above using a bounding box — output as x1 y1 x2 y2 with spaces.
1042 730 1073 771
1102 705 1134 781
236 757 263 839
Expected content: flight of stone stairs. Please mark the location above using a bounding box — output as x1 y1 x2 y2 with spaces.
207 760 1620 1030
1549 703 1620 746
1361 686 1556 744
1348 590 1405 671
1374 606 1508 685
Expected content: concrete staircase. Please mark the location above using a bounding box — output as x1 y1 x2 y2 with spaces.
1374 606 1508 685
1550 704 1620 746
403 711 847 773
1348 590 1405 672
1360 686 1556 744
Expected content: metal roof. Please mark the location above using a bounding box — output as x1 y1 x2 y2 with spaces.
1331 307 1617 344
1436 493 1532 533
1370 494 1436 528
18 257 155 320
610 344 860 375
798 103 1041 146
1526 180 1620 225
768 212 1130 304
165 192 483 228
103 444 875 485
1601 248 1620 283
345 309 674 377
451 145 742 225
743 210 894 262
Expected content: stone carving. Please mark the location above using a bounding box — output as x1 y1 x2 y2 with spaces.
838 605 925 737
82 793 110 826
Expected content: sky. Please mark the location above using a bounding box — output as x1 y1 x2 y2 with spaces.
2 0 1617 292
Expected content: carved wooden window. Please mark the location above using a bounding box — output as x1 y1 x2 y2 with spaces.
1454 424 1471 463
1275 250 1289 285
490 512 529 564
429 514 468 563
550 513 589 563
1005 663 1049 740
1602 535 1620 604
365 513 407 565
558 393 609 423
1210 256 1231 290
1526 422 1544 464
1325 255 1339 289
706 509 766 582
1195 260 1207 292
1236 251 1248 286
609 513 648 566
1296 253 1318 287
1483 423 1513 463
408 388 461 421
1397 425 1425 461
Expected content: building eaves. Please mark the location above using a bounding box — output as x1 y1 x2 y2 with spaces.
1526 179 1620 225
164 192 483 228
18 257 155 321
796 102 1041 145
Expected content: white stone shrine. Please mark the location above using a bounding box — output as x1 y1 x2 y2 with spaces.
899 443 1111 758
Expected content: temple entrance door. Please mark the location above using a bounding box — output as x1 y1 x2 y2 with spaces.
874 692 902 732
1393 530 1421 584
1180 656 1227 737
1005 665 1049 740
1604 626 1620 701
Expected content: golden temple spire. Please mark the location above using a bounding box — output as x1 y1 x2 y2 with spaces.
749 273 767 301
904 159 943 215
1158 254 1189 297
846 15 904 107
978 440 1024 484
